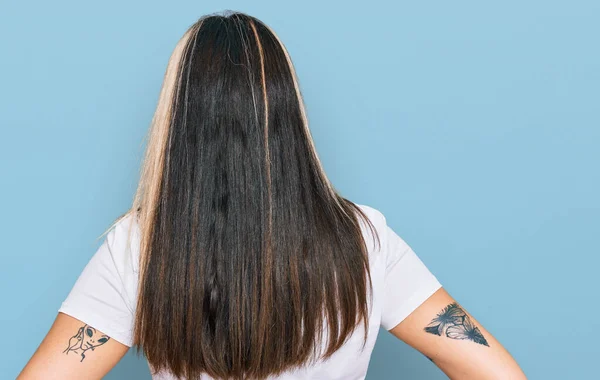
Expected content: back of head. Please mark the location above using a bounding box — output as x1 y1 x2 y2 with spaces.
126 10 380 379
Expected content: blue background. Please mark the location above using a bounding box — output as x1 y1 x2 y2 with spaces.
2 1 598 378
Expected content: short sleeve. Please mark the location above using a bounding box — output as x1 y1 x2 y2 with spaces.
58 215 138 347
380 218 442 330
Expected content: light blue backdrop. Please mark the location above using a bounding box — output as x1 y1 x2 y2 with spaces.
1 0 598 378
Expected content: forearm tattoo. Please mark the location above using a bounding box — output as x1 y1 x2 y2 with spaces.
63 324 110 362
424 302 489 347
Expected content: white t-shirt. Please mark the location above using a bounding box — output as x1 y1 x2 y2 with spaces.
58 204 441 379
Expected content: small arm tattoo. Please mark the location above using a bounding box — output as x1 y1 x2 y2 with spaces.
424 302 489 347
63 324 110 362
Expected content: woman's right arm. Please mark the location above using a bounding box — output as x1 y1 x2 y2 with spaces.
388 287 526 380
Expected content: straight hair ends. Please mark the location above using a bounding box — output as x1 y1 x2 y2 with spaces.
104 11 380 379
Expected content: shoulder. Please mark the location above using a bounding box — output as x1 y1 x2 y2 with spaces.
351 203 415 265
108 212 140 243
102 211 141 274
351 203 390 256
353 203 388 233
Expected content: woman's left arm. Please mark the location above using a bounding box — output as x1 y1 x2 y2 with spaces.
17 312 129 380
388 287 527 380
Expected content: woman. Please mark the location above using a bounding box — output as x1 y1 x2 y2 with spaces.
19 11 526 380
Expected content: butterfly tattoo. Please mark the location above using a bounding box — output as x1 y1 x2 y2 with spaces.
424 302 489 347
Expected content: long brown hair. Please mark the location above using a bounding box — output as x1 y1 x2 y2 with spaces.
103 10 380 379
